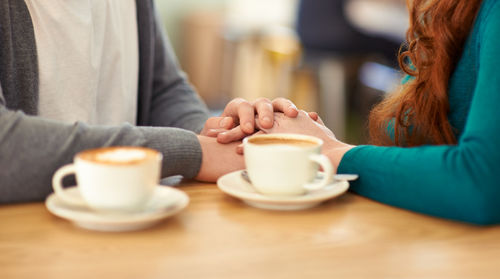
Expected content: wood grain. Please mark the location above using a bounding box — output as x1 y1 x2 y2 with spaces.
1 181 499 279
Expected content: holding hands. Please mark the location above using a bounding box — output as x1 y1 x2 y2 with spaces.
196 97 352 181
196 97 300 182
257 111 354 169
200 97 319 143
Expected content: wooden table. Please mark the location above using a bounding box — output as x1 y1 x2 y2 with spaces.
1 182 500 279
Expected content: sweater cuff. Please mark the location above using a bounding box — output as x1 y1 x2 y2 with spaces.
337 145 366 174
140 127 202 179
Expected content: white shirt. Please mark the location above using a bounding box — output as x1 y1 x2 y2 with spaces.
24 0 139 125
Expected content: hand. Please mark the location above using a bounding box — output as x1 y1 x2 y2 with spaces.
251 111 355 169
195 135 245 182
257 111 339 150
200 98 317 143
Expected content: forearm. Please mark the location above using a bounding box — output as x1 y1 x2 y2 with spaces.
322 139 355 172
0 107 202 203
337 144 500 224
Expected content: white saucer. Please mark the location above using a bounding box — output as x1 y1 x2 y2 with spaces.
217 170 350 211
45 186 189 232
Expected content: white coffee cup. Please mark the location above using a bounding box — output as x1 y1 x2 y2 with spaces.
243 133 333 196
52 146 162 213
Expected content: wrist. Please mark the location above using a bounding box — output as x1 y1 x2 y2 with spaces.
194 135 245 182
323 141 355 172
195 135 213 181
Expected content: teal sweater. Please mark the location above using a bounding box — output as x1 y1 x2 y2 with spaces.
338 0 500 225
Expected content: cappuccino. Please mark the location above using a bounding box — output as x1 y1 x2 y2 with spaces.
243 134 333 196
52 146 162 212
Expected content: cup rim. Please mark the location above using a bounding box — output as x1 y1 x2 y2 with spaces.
243 133 323 148
75 146 162 166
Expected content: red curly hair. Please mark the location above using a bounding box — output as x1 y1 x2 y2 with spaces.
368 0 483 146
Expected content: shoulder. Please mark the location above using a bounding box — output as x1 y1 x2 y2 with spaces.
478 0 500 29
476 0 500 52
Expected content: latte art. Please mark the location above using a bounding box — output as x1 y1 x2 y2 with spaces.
79 146 159 165
96 149 147 164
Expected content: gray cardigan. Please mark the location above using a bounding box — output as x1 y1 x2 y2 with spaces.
0 0 210 203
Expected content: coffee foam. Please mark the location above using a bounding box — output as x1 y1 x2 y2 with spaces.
79 147 158 165
96 149 147 163
248 137 318 147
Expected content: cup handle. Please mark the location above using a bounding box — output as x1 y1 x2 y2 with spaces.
304 154 334 191
52 164 86 207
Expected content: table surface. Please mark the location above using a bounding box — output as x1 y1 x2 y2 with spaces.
1 181 500 279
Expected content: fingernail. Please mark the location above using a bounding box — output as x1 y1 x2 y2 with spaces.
262 116 271 124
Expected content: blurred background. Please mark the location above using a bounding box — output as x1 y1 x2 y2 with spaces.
154 0 408 144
